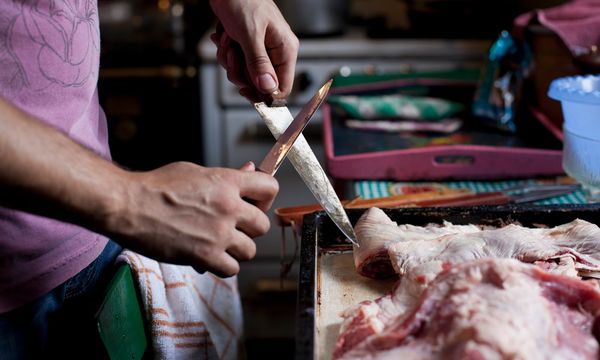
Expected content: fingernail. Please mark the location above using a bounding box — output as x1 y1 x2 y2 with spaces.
257 73 277 92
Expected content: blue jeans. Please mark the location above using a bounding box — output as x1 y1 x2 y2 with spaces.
0 240 122 359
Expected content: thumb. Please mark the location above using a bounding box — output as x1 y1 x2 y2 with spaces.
243 41 279 94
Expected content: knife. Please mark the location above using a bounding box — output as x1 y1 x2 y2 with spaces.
254 80 359 245
256 80 332 176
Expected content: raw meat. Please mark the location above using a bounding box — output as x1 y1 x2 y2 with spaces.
335 259 600 360
387 216 600 281
335 208 600 359
353 208 481 279
353 208 600 280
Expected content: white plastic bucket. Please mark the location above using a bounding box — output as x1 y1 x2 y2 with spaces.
548 74 600 202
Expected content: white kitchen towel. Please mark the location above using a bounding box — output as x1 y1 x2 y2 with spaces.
118 250 244 360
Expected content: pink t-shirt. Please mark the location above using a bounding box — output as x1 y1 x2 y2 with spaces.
0 0 110 312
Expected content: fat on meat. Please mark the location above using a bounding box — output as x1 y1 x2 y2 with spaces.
388 215 600 281
353 208 481 279
335 259 600 360
354 208 600 280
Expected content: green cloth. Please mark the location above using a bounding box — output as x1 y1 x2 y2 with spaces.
328 94 463 121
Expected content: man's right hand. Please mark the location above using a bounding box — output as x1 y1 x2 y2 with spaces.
105 162 279 277
209 0 299 102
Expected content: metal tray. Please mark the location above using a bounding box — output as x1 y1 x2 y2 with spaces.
296 204 600 360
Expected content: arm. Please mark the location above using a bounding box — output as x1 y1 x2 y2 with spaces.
209 0 299 101
0 97 278 277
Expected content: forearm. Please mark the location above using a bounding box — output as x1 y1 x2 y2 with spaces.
0 98 279 276
0 97 129 232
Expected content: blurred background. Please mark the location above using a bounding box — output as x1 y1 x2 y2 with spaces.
97 0 570 358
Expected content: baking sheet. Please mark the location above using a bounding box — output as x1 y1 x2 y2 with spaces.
317 251 395 360
296 204 600 360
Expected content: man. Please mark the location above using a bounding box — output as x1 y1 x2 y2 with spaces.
0 0 298 357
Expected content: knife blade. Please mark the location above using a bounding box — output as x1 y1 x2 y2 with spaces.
254 81 359 245
256 80 332 176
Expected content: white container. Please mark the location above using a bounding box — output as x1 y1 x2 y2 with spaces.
548 75 600 202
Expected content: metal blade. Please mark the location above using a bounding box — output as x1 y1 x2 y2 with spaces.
257 80 333 176
254 97 358 245
504 184 581 194
510 186 580 203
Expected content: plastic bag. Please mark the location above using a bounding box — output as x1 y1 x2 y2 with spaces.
472 31 532 133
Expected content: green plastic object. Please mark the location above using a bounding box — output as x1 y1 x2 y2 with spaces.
95 264 148 360
327 94 464 120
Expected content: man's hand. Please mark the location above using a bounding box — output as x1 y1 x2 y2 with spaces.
106 161 278 277
209 0 299 102
0 97 278 278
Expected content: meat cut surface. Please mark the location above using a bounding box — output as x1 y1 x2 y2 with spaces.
336 259 600 360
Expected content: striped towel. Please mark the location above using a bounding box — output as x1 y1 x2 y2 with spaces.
118 251 243 360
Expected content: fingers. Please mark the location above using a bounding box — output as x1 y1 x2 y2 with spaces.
226 230 257 262
216 33 250 88
212 22 298 101
194 233 257 278
235 199 271 237
212 31 263 102
122 162 274 279
267 35 299 98
226 45 248 87
211 26 279 94
237 170 279 212
202 251 240 278
241 34 280 95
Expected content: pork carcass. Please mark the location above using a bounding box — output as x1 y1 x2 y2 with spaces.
336 259 600 360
